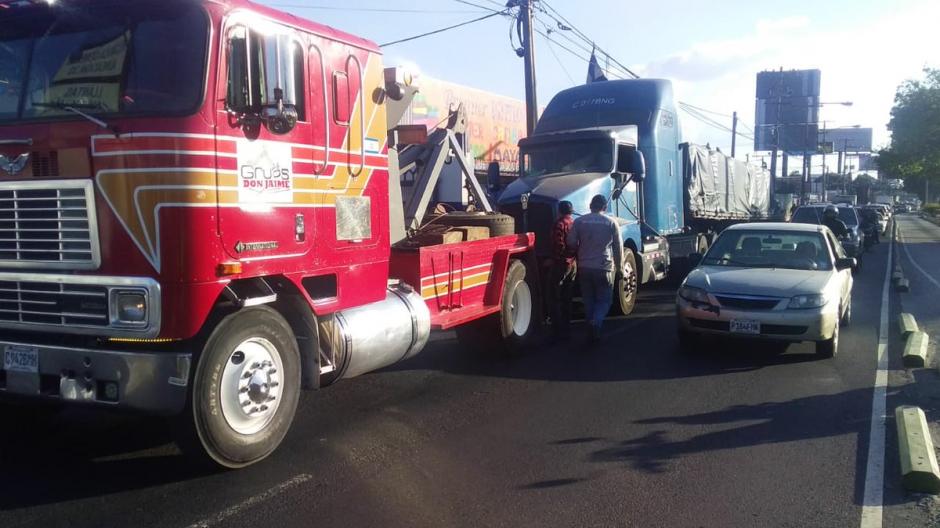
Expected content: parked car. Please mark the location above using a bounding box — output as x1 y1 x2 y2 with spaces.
790 204 864 260
677 222 855 358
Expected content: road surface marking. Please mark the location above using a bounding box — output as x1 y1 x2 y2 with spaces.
898 226 940 291
185 473 313 528
859 224 893 528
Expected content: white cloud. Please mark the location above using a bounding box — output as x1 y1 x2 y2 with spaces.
634 2 940 155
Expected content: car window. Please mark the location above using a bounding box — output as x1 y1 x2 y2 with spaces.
838 208 858 226
703 230 832 271
791 208 820 224
825 231 845 259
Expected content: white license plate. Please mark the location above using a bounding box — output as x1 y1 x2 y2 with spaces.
3 345 39 373
729 319 761 335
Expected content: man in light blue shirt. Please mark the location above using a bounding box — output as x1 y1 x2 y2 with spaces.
566 194 623 344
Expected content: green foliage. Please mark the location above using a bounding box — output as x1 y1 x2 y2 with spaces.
877 68 940 199
924 203 940 216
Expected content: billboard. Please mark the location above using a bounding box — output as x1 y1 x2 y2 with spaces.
754 69 821 152
399 75 528 172
821 127 872 152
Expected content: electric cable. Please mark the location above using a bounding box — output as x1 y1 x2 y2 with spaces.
380 9 509 47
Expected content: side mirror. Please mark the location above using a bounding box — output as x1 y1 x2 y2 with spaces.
689 252 703 268
617 149 646 182
836 257 856 271
260 34 299 134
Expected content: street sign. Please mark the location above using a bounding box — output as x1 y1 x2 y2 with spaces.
822 127 873 152
754 69 821 152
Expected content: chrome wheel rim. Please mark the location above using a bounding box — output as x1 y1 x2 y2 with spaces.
509 280 533 336
622 259 637 304
220 337 284 435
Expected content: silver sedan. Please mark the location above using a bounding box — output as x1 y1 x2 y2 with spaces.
676 222 855 358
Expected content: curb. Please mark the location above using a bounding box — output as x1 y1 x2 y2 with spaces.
895 406 940 493
899 313 920 337
903 331 930 368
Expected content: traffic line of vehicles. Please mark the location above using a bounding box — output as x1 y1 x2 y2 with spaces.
0 0 870 469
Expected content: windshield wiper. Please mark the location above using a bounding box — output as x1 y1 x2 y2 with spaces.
702 257 760 267
31 102 120 136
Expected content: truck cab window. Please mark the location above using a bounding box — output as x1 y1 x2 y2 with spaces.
332 70 350 125
225 26 303 133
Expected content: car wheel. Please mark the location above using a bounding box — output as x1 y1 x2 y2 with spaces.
841 297 852 326
815 319 839 359
177 306 301 468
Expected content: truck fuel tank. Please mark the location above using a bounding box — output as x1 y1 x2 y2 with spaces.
320 282 431 380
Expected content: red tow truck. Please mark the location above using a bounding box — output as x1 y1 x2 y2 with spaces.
0 0 538 467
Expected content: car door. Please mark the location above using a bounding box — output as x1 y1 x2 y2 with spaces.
825 231 852 307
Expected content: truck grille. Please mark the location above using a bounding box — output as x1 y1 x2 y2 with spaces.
0 279 109 327
0 180 99 269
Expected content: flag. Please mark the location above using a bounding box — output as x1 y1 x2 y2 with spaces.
586 48 607 84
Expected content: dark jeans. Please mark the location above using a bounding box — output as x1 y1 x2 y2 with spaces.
550 261 576 337
579 267 614 330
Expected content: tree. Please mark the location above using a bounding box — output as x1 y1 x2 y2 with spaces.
877 68 940 202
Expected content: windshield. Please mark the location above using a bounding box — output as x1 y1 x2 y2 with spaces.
703 230 833 271
791 206 858 226
522 139 613 178
0 2 207 121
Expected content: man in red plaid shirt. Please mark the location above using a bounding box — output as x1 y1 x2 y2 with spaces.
549 201 576 339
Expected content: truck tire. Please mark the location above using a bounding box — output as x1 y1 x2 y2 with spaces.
432 212 516 237
178 305 301 468
611 247 639 316
456 259 539 355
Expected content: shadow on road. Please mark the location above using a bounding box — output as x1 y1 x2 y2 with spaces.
0 407 212 511
390 306 822 385
533 385 885 509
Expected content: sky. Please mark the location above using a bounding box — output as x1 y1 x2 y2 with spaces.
258 0 940 159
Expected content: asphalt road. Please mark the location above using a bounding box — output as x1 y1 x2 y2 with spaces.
0 234 898 528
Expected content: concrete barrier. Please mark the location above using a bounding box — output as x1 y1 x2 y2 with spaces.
899 313 920 337
903 331 930 368
896 406 940 493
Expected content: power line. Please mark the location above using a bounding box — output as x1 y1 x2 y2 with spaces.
452 0 510 12
267 4 480 13
680 106 754 141
535 27 626 81
380 9 508 47
533 18 626 81
540 32 575 84
539 0 639 78
678 101 733 119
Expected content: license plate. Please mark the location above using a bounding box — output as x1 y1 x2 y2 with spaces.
729 319 761 335
3 345 39 373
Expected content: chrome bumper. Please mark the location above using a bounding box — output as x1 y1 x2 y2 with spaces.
0 340 190 415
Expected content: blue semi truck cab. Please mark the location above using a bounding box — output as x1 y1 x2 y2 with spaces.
497 79 770 315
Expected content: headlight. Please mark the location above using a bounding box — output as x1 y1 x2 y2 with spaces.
113 291 148 324
788 294 827 309
678 285 710 304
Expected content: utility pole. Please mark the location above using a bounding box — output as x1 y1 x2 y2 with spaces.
731 111 738 158
518 0 538 136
